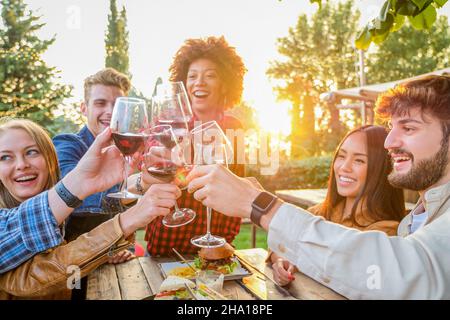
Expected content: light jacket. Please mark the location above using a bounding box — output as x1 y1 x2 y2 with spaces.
0 214 132 299
268 181 450 299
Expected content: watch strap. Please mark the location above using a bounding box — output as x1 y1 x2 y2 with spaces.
250 191 277 227
55 181 82 208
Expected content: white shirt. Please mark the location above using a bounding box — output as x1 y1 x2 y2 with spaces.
267 181 450 299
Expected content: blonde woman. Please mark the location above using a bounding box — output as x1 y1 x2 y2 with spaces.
0 118 179 299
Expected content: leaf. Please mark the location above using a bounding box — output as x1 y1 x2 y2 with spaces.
397 1 419 15
373 31 390 44
411 0 429 9
379 0 392 21
409 4 437 29
355 26 372 51
372 13 395 36
433 0 448 8
392 13 406 31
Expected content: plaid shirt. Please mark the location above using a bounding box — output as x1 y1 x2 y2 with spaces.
0 191 63 274
145 114 245 256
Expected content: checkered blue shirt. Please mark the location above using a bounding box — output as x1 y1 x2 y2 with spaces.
0 191 63 274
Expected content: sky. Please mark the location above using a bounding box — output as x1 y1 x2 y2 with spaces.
26 0 450 133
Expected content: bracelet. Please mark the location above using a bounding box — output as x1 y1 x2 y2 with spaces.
136 173 144 195
55 181 82 208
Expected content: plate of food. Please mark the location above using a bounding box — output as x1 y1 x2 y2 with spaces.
158 243 252 281
154 276 197 300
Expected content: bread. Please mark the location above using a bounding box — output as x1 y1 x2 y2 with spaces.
158 276 195 293
198 243 234 261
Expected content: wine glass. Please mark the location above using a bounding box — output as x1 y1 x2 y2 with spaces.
190 121 233 248
108 97 149 199
151 81 196 227
152 81 193 144
145 125 196 227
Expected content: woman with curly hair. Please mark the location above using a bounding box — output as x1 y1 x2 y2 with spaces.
145 36 247 256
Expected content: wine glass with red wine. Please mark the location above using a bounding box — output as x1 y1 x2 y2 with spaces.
108 97 149 199
146 125 196 227
190 121 234 248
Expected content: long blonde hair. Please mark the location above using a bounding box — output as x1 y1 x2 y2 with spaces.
0 118 60 208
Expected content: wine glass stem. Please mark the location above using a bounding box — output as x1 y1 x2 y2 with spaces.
206 206 212 238
173 202 181 216
123 156 130 193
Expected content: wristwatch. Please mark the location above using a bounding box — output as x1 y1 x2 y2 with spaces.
55 181 83 208
250 191 278 227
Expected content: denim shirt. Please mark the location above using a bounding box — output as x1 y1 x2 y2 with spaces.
53 126 122 215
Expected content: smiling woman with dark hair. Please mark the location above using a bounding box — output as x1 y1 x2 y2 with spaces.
270 125 406 286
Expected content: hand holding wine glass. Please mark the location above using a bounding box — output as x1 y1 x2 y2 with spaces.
190 121 234 248
108 97 149 199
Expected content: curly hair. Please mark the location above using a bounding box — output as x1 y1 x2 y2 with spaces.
169 36 246 110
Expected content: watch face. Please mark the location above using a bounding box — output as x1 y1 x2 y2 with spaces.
255 192 275 211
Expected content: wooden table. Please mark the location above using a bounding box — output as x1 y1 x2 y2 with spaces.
86 248 345 300
276 188 416 211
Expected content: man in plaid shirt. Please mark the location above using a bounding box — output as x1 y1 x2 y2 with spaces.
0 192 63 273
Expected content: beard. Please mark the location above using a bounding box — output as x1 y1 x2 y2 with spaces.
388 139 449 191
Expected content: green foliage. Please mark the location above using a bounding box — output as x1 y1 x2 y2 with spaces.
356 0 448 50
311 0 448 49
0 0 72 131
366 17 450 84
105 0 130 76
246 155 332 192
268 0 359 158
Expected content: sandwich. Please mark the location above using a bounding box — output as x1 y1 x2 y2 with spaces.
154 276 196 300
194 243 238 274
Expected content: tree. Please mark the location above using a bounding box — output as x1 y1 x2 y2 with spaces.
0 0 72 132
268 0 360 158
310 0 449 50
105 0 130 76
366 16 450 84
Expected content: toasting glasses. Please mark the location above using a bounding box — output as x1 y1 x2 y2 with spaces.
190 121 234 248
151 81 196 227
108 97 149 199
146 124 196 227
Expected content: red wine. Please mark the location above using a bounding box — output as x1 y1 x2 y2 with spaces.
147 165 178 179
151 132 176 149
158 119 189 143
112 132 146 156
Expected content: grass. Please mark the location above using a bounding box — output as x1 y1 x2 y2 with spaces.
135 223 268 252
232 224 268 250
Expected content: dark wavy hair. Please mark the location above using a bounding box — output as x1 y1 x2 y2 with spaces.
317 125 405 225
169 36 246 110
